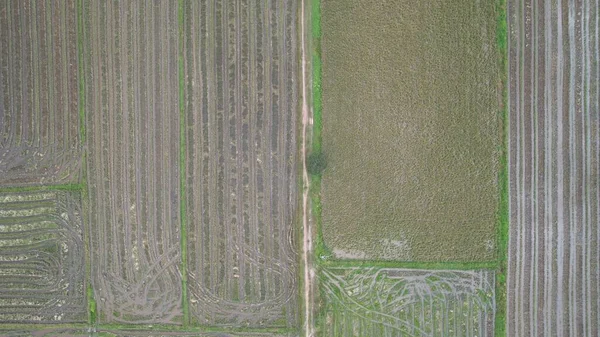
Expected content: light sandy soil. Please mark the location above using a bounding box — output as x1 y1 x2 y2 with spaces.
300 0 314 335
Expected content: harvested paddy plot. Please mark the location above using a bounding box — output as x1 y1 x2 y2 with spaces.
0 0 82 186
320 0 504 261
507 0 599 335
318 267 495 337
0 191 86 323
183 0 299 327
83 1 183 324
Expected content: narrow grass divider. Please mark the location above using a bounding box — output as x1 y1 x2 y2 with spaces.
0 183 85 193
177 0 189 326
75 0 96 326
76 0 86 143
309 0 329 266
494 0 509 335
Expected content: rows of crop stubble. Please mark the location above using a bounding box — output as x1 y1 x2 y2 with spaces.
507 0 599 335
0 0 82 186
0 191 85 324
183 0 299 327
83 1 183 324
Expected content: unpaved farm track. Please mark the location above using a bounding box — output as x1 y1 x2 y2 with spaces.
0 0 82 186
83 1 183 323
0 191 85 323
183 0 299 327
507 0 599 335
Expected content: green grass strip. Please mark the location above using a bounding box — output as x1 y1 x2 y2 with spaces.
0 323 89 331
311 54 322 153
495 0 509 335
76 0 86 143
311 175 330 263
310 0 328 265
0 183 84 193
177 0 189 326
310 0 322 154
322 259 498 270
74 0 95 325
87 283 97 324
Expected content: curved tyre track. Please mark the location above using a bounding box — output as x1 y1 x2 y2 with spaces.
0 191 85 323
507 0 599 335
319 267 495 337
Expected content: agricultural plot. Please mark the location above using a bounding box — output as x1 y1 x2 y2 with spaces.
0 191 85 323
507 0 599 335
83 1 183 324
317 267 495 337
183 0 299 327
319 0 504 261
0 0 82 186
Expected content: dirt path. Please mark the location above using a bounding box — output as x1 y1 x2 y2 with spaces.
300 0 314 335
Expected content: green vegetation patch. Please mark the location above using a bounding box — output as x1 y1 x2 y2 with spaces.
320 0 503 261
316 267 495 336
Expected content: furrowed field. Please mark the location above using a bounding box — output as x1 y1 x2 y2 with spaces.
319 0 503 261
7 0 597 336
0 0 82 186
507 0 599 335
83 0 184 324
1 0 300 334
182 0 299 327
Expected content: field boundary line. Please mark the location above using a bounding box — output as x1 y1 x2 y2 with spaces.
0 183 85 193
74 0 96 326
494 0 509 335
76 0 86 143
177 0 189 326
0 324 89 331
309 0 327 267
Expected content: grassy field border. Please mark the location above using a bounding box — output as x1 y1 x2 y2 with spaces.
494 0 509 335
76 0 86 143
309 0 330 265
177 0 189 326
0 183 84 193
74 0 96 326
